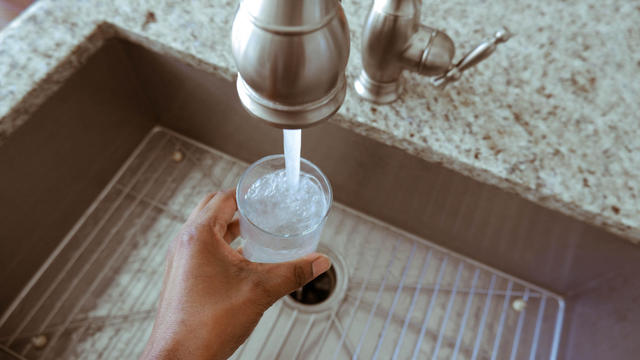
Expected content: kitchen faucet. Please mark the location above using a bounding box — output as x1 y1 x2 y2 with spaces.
231 0 510 128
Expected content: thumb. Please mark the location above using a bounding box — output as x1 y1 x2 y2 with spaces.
257 253 331 300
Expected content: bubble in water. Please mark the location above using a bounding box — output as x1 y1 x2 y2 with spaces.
244 169 327 235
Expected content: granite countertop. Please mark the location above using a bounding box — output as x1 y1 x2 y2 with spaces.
0 0 638 243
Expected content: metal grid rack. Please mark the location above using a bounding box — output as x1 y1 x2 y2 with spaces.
0 127 564 359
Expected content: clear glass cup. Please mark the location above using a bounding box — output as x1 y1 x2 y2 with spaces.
236 155 332 263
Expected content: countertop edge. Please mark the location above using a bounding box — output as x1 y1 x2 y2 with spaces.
330 114 640 245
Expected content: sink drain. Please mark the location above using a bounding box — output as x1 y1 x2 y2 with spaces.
283 244 348 313
289 266 337 305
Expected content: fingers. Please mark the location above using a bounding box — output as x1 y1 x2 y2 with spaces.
186 191 217 223
197 192 218 212
223 218 241 244
196 189 238 237
256 253 331 299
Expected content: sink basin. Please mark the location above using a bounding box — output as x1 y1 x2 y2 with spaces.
0 37 638 360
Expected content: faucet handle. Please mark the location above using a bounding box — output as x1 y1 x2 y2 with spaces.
431 28 512 89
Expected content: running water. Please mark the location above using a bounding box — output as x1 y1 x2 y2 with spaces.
244 169 327 235
242 128 327 236
283 129 301 188
240 129 329 261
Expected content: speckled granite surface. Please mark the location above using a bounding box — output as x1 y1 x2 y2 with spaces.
0 0 639 243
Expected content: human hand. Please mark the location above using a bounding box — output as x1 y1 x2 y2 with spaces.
141 189 331 360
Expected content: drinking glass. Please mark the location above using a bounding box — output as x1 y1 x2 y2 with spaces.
236 155 332 263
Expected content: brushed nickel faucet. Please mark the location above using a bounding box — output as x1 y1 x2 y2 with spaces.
231 0 510 127
231 0 350 128
355 0 511 103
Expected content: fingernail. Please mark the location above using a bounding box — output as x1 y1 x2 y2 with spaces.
312 255 331 277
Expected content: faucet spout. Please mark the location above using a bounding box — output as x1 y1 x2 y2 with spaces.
231 0 350 128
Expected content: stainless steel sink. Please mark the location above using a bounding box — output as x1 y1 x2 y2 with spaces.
1 37 638 359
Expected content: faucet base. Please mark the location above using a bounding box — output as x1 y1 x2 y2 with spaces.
354 70 402 104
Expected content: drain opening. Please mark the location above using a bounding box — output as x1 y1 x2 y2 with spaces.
289 266 337 305
282 245 348 313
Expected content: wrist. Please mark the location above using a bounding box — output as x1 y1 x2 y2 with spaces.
143 310 236 360
144 332 221 360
